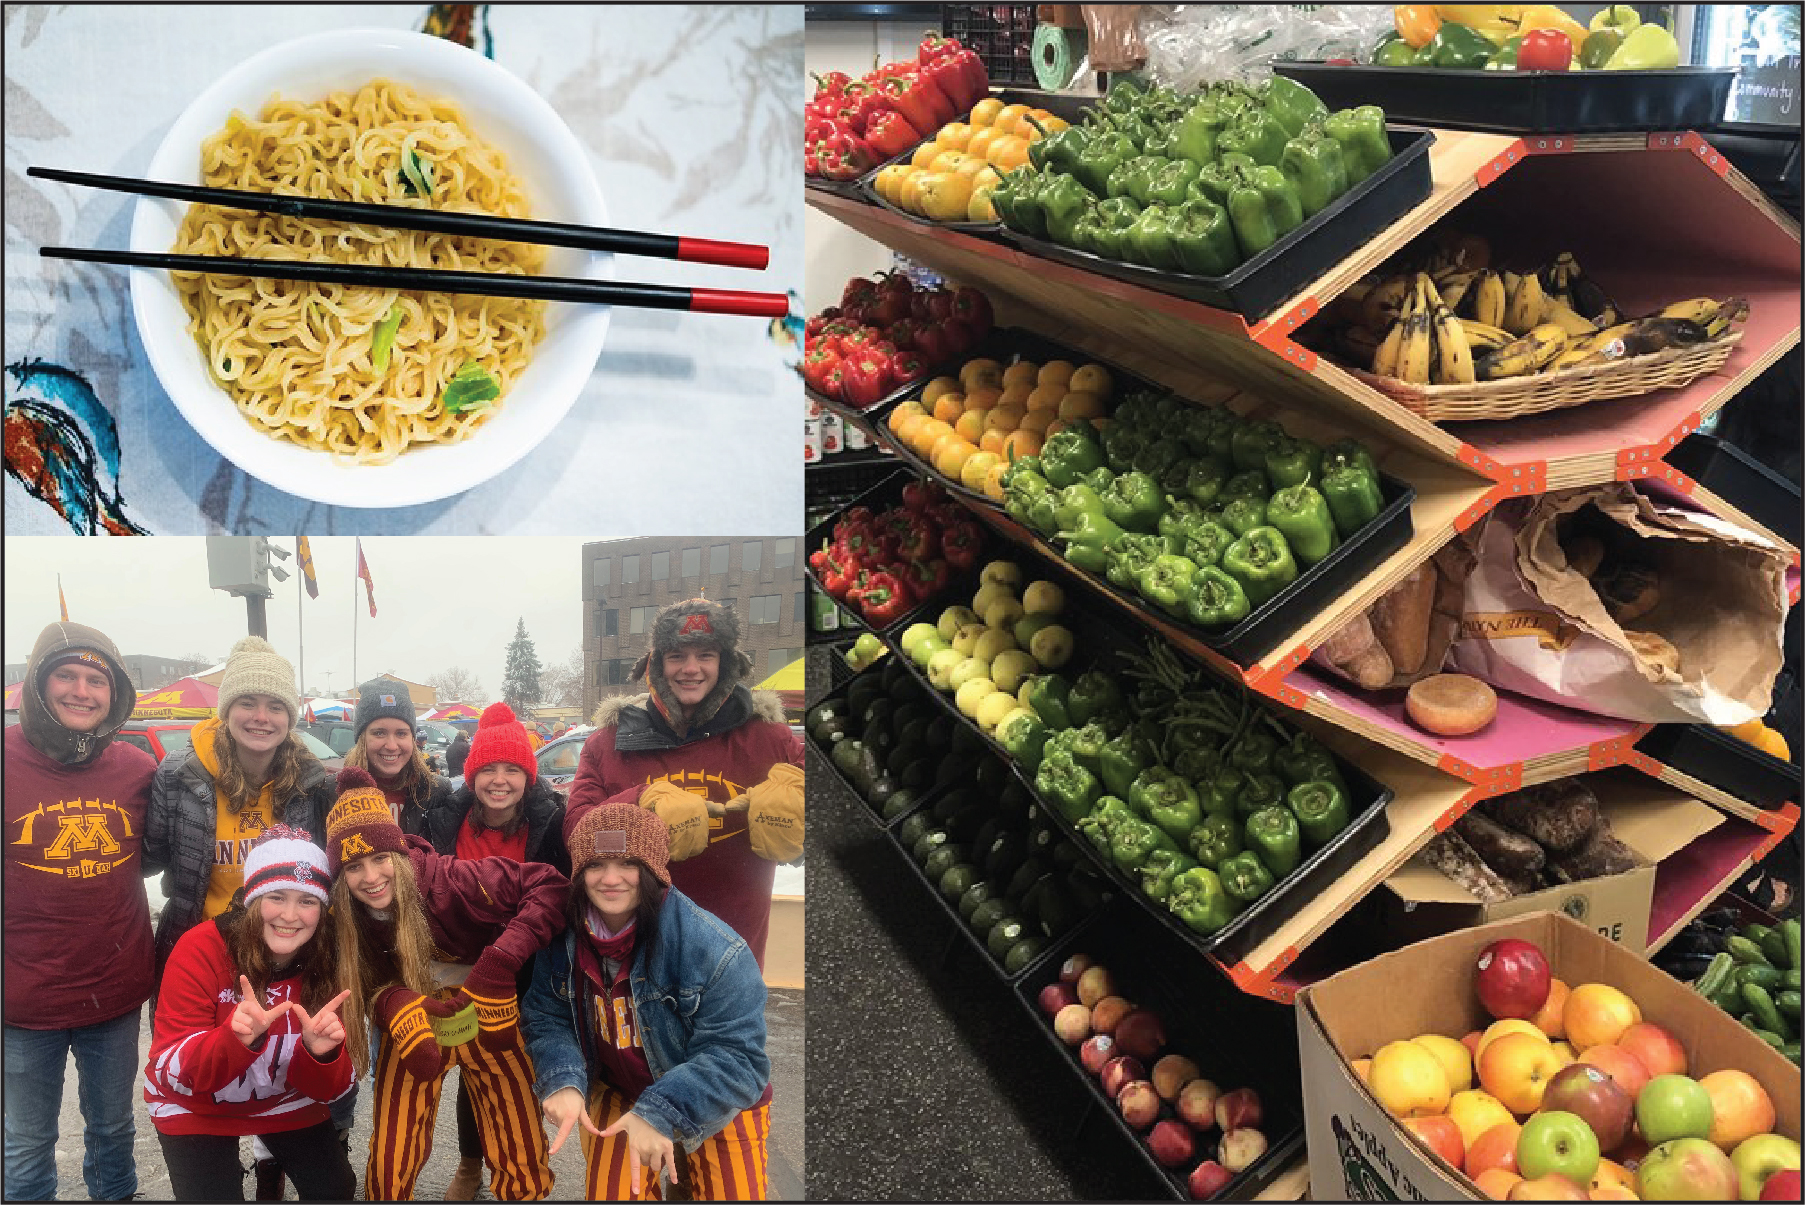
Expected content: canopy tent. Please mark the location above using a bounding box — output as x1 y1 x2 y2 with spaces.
756 658 805 719
302 698 353 721
133 677 219 719
4 681 22 711
426 703 482 721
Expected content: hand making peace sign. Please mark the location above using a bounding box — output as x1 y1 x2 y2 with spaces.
230 975 297 1048
290 989 354 1058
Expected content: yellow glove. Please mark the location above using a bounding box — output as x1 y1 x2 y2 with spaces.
745 763 804 863
638 780 710 861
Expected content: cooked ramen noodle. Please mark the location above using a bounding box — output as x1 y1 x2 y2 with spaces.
172 80 545 464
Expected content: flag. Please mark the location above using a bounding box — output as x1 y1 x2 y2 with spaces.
58 575 68 622
303 699 316 723
295 535 319 599
355 538 377 618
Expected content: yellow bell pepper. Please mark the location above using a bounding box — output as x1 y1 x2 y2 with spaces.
1435 4 1524 46
1514 4 1590 52
1724 719 1791 762
1395 4 1443 48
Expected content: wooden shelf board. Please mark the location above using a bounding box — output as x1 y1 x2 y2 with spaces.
1649 760 1800 830
1647 814 1773 953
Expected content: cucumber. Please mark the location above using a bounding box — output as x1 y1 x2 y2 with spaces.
1761 926 1791 969
1743 922 1775 948
958 880 996 921
1787 968 1803 992
1786 1041 1802 1066
1737 963 1785 992
1743 983 1789 1038
1740 1016 1786 1052
1695 951 1736 1000
1728 935 1772 965
1710 980 1745 1014
1785 918 1803 973
1776 990 1802 1021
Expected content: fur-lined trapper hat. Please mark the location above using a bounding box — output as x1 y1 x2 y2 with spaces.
631 598 755 738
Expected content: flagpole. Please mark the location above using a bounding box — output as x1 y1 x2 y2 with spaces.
352 543 359 687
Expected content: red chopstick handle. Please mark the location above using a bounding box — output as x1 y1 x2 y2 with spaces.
677 236 769 271
689 288 791 318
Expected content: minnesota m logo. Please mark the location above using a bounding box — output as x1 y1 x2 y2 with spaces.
45 815 121 860
340 834 374 860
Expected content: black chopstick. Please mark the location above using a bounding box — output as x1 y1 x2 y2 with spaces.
28 165 769 271
39 246 791 318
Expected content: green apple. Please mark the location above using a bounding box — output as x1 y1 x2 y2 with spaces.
954 677 997 718
1730 1134 1801 1202
974 689 1018 732
1017 678 1037 708
983 597 1025 632
911 633 950 668
1636 1075 1715 1146
1022 580 1064 615
990 649 1037 694
951 623 989 657
1028 624 1075 670
979 560 1023 589
937 606 979 641
926 647 965 690
1014 612 1056 648
1517 1110 1600 1188
899 623 939 658
948 657 991 692
971 582 1016 618
972 627 1017 664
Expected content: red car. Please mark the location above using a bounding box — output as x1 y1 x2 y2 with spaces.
114 718 345 769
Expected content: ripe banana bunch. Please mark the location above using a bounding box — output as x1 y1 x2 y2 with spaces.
1372 273 1474 385
1476 323 1569 381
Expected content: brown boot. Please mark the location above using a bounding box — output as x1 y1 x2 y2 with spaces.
443 1156 484 1201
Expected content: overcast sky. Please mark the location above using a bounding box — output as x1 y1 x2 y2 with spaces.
5 537 586 700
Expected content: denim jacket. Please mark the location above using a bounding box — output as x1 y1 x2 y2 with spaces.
520 887 770 1152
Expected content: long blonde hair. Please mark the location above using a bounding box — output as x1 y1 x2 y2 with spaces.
344 739 433 801
330 853 439 1080
215 721 315 818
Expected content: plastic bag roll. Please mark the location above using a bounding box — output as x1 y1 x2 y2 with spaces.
1033 23 1086 90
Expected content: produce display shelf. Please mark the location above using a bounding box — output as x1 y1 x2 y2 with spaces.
808 127 1802 499
1646 814 1784 954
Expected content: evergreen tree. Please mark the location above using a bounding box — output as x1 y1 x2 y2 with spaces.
501 617 543 714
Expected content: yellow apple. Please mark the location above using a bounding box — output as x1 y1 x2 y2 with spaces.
1476 1032 1563 1115
1447 1088 1516 1152
1563 984 1641 1052
1369 1040 1452 1119
1413 1033 1474 1094
1475 1018 1550 1064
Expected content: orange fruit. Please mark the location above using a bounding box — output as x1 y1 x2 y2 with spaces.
1058 390 1106 421
913 418 954 453
991 104 1031 137
934 438 976 479
931 392 966 424
997 382 1034 410
1025 383 1066 413
1069 363 1112 396
965 127 998 161
1044 418 1069 438
892 414 925 446
953 409 989 443
920 376 961 408
978 427 1008 455
968 97 1004 127
888 399 924 427
986 405 1026 433
936 122 974 152
986 135 1030 172
1019 410 1055 435
1038 359 1076 387
965 385 1003 411
1002 429 1044 461
983 461 1009 501
960 358 1004 390
1001 362 1039 391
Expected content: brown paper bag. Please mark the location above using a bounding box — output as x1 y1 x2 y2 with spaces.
1081 4 1147 72
1447 485 1789 724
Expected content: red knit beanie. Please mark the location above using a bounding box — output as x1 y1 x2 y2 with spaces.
464 702 536 786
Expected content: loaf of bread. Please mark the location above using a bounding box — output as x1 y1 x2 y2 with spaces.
1420 830 1517 902
1314 612 1394 689
1369 565 1436 677
1480 779 1602 855
1625 629 1681 676
1454 811 1546 879
1546 824 1641 883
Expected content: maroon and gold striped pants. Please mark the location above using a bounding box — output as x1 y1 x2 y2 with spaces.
580 1082 770 1201
367 1027 554 1201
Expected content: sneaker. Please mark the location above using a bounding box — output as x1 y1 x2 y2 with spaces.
443 1156 484 1201
254 1157 285 1202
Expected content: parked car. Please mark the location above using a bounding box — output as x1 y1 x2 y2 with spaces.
298 720 357 758
510 727 589 797
416 719 460 774
115 718 345 769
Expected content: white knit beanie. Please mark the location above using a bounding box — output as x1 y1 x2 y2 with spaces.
217 636 300 722
242 824 331 906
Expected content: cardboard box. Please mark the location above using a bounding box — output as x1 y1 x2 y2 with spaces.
1382 774 1724 956
1298 912 1802 1202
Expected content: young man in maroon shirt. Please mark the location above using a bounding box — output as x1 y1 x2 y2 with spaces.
5 622 160 1202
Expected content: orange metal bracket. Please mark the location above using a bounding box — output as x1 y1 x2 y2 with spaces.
1751 802 1801 862
1587 729 1658 772
1248 297 1322 372
1456 462 1548 531
1223 944 1301 1003
1647 131 1732 179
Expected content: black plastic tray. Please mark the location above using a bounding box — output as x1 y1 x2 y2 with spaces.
1014 894 1306 1201
998 127 1435 319
857 141 1008 235
1666 432 1803 548
805 664 892 828
1273 63 1737 135
804 174 866 201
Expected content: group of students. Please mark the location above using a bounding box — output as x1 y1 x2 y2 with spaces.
4 598 805 1201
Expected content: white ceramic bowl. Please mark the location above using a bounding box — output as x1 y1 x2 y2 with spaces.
129 28 610 508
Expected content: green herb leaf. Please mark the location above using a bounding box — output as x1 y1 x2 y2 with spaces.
400 147 434 198
442 362 500 414
371 305 404 375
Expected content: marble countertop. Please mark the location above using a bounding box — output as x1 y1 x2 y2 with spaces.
4 3 804 535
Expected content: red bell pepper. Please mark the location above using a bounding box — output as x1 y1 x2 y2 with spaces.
901 479 942 511
874 75 948 136
910 321 955 366
818 363 846 401
802 344 843 396
868 289 913 328
918 33 960 63
949 285 993 335
891 349 928 385
941 521 982 571
841 276 881 311
918 49 976 113
863 108 921 158
883 318 921 352
857 572 912 626
840 354 894 409
891 517 937 561
812 70 852 99
908 557 952 598
1516 28 1573 71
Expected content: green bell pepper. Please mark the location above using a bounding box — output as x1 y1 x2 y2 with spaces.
1263 437 1322 491
1275 732 1345 790
1221 469 1269 503
1042 173 1097 247
1028 674 1073 730
1070 207 1109 260
1124 204 1184 272
1172 742 1221 783
1486 34 1525 70
1106 532 1162 591
1077 794 1135 854
1323 106 1391 185
1004 469 1051 527
1321 463 1384 538
1026 491 1060 538
1231 419 1283 474
1181 456 1230 508
997 167 1048 238
1088 194 1143 262
1131 439 1187 487
1147 157 1203 207
1227 163 1305 258
1221 497 1269 539
1220 850 1276 904
1102 470 1165 532
1578 29 1623 70
1140 554 1200 616
1258 75 1330 138
1322 438 1378 479
1068 671 1126 729
1372 35 1420 67
1186 565 1251 629
1191 152 1257 208
1201 763 1245 817
1067 720 1115 772
1280 130 1348 219
1073 131 1137 197
1168 867 1239 936
1173 101 1224 167
1099 728 1154 798
1053 481 1104 531
1141 122 1182 160
1245 805 1302 878
1105 154 1157 205
1237 771 1287 820
1101 418 1148 471
1223 527 1298 607
1138 848 1199 904
997 709 1050 773
1289 779 1351 846
1185 521 1238 569
1111 814 1180 873
1267 483 1340 567
1035 753 1100 823
1229 730 1278 778
1219 109 1289 167
1105 109 1157 152
1100 77 1145 117
1042 424 1107 488
1170 196 1240 277
1027 118 1089 175
1426 21 1497 68
1187 812 1243 871
1136 770 1204 844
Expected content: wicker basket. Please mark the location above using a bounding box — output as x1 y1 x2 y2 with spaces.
1351 331 1743 422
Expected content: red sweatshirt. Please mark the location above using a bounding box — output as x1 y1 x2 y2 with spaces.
566 704 801 968
4 724 158 1029
143 920 352 1136
401 835 567 991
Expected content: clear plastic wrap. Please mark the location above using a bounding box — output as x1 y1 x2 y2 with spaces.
1138 4 1396 91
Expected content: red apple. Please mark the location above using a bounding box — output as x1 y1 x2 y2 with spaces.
1152 1054 1201 1101
1733 1134 1802 1201
1578 1044 1652 1102
1053 1002 1091 1045
1187 1160 1233 1200
1215 1087 1263 1132
1614 1128 1651 1170
1541 1063 1632 1154
1148 1119 1195 1168
1039 982 1078 1016
1475 938 1552 1020
1403 1115 1464 1168
1091 995 1136 1035
1636 1136 1739 1201
1117 1080 1160 1131
1460 1030 1483 1057
1617 1021 1686 1080
1517 1110 1601 1187
1076 965 1115 1007
1114 1009 1166 1064
1466 1122 1522 1178
1079 1034 1116 1074
1760 1168 1803 1201
1059 953 1094 984
1177 1079 1222 1131
1219 1127 1269 1173
1100 1055 1146 1100
1507 1172 1586 1200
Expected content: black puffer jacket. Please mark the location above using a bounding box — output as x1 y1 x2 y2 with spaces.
386 767 458 837
421 778 571 878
